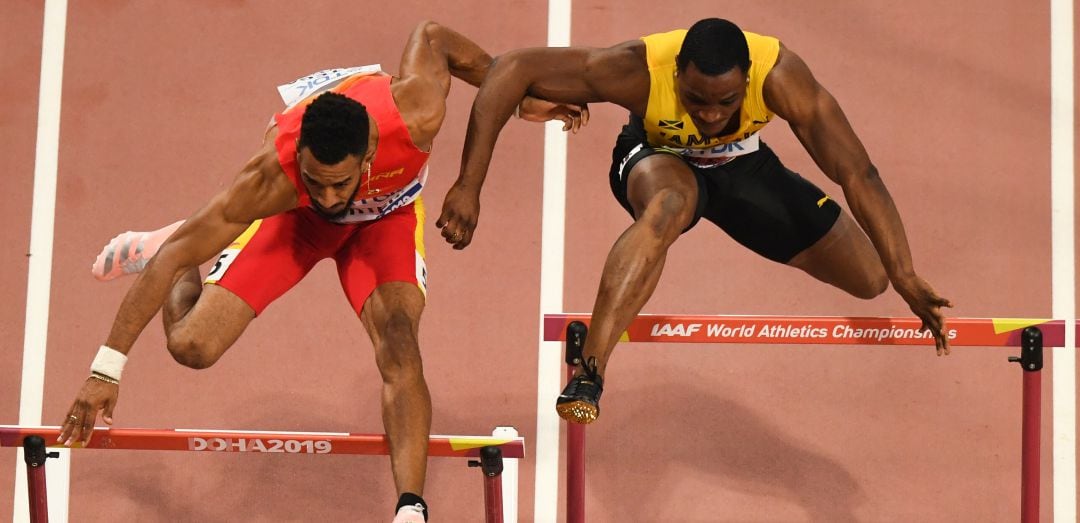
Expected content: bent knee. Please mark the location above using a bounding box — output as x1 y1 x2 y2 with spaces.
166 337 220 370
373 315 424 382
638 189 695 239
376 346 424 384
851 272 890 300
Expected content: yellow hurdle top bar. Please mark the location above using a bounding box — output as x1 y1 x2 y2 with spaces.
543 314 1069 347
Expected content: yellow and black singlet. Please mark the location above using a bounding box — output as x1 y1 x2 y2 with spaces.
641 29 780 168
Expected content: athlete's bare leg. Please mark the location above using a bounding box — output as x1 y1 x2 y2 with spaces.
162 270 256 369
360 281 431 497
786 210 889 299
581 154 699 377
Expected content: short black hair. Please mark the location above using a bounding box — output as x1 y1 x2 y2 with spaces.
676 18 750 76
298 92 370 165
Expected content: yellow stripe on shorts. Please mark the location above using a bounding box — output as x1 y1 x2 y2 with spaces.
204 219 263 284
414 198 428 296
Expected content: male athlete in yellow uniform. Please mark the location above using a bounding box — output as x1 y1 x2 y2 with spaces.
438 18 951 424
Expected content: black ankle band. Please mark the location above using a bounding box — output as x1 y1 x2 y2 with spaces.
396 492 428 521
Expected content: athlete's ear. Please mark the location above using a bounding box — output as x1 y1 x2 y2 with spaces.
361 149 376 172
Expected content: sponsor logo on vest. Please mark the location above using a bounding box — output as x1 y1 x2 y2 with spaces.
368 167 404 182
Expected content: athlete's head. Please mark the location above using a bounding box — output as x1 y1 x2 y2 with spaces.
675 18 751 137
297 92 374 220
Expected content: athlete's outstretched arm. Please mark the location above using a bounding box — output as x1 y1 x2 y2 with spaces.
59 143 295 445
437 43 646 249
394 21 590 156
764 45 952 354
102 151 294 353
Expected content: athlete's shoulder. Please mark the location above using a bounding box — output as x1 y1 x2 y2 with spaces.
223 133 297 221
761 43 809 92
386 74 443 147
575 40 650 114
608 39 648 64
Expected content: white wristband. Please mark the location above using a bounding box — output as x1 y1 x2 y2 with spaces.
90 345 128 382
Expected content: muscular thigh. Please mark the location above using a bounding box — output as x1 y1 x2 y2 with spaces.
360 281 425 348
336 200 427 317
172 284 256 351
625 154 701 218
701 143 841 263
609 128 706 230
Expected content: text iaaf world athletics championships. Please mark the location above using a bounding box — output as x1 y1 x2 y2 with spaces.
649 322 959 341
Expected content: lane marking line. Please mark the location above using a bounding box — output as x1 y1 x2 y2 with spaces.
534 1 572 521
1050 0 1076 520
14 1 70 522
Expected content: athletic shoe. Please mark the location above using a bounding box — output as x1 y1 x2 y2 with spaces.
556 356 604 424
392 503 426 523
91 220 183 281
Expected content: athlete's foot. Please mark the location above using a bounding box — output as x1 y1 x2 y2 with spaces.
91 220 183 281
556 357 604 424
391 504 426 523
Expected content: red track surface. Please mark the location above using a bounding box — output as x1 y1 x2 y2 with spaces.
2 1 1077 521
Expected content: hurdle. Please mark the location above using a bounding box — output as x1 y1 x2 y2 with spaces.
543 314 1070 523
1 425 524 522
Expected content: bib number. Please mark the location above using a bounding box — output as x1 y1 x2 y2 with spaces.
276 64 382 108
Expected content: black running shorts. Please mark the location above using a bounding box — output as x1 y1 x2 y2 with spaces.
609 115 842 263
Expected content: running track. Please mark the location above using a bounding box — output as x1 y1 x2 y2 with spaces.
2 1 1077 521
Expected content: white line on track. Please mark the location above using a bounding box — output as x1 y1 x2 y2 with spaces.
13 1 69 522
1050 0 1076 521
534 1 572 521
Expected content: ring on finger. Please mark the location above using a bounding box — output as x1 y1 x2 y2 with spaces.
67 415 78 422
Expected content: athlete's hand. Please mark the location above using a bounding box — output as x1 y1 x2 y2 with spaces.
437 182 480 249
516 96 589 133
893 275 953 356
58 377 119 446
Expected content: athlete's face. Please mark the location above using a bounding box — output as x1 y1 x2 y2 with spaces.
296 147 371 220
675 61 748 138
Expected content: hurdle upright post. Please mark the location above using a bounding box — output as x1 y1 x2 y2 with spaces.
1009 327 1043 523
565 321 588 523
22 435 58 523
468 446 505 523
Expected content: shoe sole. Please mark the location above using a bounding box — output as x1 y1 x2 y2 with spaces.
556 400 599 424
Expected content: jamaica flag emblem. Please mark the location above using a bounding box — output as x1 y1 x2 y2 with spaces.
658 119 684 130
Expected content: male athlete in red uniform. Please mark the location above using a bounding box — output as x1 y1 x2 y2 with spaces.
58 21 585 522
